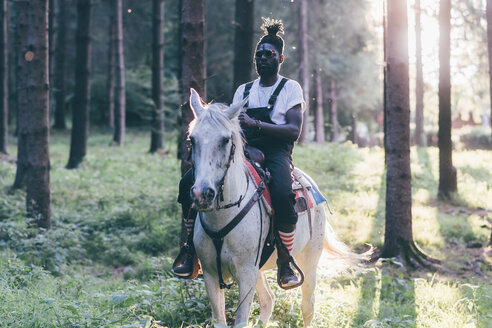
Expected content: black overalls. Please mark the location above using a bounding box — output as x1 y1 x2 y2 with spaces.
241 78 298 228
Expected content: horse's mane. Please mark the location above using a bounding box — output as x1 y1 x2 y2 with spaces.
189 103 246 165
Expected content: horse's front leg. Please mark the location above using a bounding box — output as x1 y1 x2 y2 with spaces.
234 268 259 326
202 271 226 325
255 271 274 324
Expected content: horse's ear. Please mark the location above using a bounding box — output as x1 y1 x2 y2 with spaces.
189 88 206 118
225 96 249 119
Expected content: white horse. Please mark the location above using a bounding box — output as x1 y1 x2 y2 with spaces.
188 88 365 327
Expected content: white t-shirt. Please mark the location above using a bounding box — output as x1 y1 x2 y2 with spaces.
232 76 305 125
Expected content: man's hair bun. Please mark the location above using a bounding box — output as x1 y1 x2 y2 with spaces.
257 17 285 54
261 17 284 36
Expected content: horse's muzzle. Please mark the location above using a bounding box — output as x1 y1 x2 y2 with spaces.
191 185 216 211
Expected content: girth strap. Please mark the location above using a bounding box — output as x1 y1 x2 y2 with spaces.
199 181 266 289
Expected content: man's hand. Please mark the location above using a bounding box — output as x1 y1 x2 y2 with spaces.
238 111 256 128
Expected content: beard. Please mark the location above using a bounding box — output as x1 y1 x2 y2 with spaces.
256 61 279 77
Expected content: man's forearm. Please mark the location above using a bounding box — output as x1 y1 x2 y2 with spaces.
254 121 300 143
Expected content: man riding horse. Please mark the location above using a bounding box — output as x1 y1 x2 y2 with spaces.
172 18 305 289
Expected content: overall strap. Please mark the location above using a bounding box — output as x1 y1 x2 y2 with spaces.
243 81 254 107
267 78 288 109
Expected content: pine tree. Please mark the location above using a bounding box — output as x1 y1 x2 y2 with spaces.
112 0 126 145
0 0 7 154
150 0 165 153
66 0 92 169
438 0 457 199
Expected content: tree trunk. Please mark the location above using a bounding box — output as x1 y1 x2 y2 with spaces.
383 0 388 164
150 0 164 153
0 0 7 154
48 0 56 105
314 71 324 143
52 0 66 130
414 0 426 147
179 0 206 176
13 0 29 188
329 80 338 142
20 0 51 229
438 0 457 199
232 0 254 94
487 0 492 141
382 0 414 259
112 0 125 145
298 0 310 143
107 12 115 130
349 114 358 145
66 0 91 169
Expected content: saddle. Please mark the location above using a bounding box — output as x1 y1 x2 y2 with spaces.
244 147 316 218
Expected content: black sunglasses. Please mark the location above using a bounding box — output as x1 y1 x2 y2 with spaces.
255 49 276 59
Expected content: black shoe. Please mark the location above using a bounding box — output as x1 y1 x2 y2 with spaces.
172 244 194 278
277 261 300 289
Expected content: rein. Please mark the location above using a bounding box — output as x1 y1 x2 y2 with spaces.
199 178 266 289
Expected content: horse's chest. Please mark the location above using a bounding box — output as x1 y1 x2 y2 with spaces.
194 223 265 275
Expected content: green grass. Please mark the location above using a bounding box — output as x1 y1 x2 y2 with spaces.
0 130 491 327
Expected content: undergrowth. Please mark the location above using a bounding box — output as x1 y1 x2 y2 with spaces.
0 130 491 327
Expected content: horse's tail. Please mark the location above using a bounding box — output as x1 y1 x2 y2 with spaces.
322 205 373 271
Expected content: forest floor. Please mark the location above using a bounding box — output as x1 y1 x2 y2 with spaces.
0 129 491 327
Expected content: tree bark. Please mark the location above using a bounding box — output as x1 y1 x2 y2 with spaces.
349 114 358 145
66 0 91 169
314 71 324 143
438 0 457 199
179 0 206 176
112 0 125 145
232 0 254 94
329 80 338 142
107 11 115 130
13 0 29 188
0 0 7 154
298 0 310 143
414 0 426 147
52 0 66 130
383 0 388 164
150 0 164 153
382 0 414 258
19 0 51 229
380 0 440 271
487 0 492 141
48 0 56 102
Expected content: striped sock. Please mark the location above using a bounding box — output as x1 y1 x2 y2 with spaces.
184 207 195 235
279 230 295 253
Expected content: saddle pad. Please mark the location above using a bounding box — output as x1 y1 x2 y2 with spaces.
245 161 324 214
301 173 327 205
245 160 274 215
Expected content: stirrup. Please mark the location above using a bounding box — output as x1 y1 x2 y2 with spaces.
171 244 200 280
277 256 304 290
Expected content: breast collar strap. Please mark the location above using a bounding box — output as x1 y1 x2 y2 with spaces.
199 179 266 289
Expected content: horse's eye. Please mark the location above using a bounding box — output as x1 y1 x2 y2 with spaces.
221 136 230 145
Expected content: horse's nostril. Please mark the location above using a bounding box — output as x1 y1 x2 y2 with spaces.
204 188 215 202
